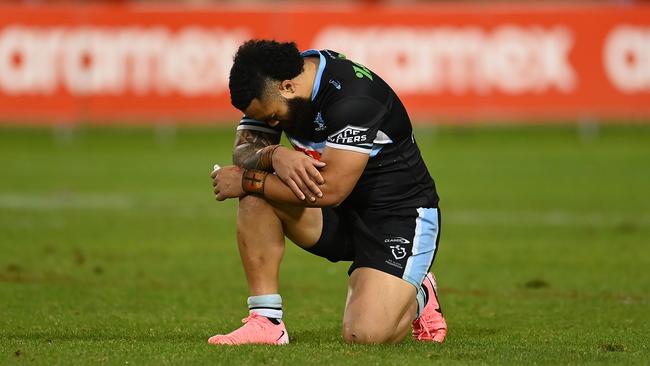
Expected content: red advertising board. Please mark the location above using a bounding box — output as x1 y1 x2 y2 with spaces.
0 2 649 124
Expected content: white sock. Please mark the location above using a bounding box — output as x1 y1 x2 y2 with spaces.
247 294 283 319
415 285 428 320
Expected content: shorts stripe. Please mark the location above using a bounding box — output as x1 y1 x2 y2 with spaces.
402 207 439 288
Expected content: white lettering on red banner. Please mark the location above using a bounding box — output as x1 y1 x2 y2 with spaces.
0 26 248 96
604 25 650 93
313 26 576 95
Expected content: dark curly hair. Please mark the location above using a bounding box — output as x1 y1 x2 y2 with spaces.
229 40 304 111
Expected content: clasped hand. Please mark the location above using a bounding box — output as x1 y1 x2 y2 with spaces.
211 146 326 202
271 146 326 202
211 166 244 201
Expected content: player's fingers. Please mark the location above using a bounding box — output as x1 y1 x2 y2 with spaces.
293 176 315 202
285 177 306 201
211 164 221 178
299 170 323 198
311 159 326 168
306 165 325 184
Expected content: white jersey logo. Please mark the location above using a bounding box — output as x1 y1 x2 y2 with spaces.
384 237 411 245
390 245 407 260
327 125 368 145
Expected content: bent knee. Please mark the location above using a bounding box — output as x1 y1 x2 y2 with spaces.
238 195 272 215
237 195 277 229
342 321 396 344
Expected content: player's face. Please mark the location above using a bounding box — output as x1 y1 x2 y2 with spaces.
244 95 315 139
244 97 287 127
280 96 316 138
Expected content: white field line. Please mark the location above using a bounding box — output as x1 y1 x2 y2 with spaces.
446 210 650 227
0 193 132 210
0 193 648 227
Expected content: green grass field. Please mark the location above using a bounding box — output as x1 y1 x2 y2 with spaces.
1 124 649 365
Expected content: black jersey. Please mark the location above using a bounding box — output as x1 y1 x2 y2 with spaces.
237 49 439 210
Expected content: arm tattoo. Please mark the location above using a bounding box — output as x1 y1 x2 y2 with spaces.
241 169 268 195
232 129 281 171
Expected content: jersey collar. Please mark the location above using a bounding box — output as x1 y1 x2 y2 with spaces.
301 49 326 102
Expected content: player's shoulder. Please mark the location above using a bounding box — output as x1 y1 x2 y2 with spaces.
320 50 372 85
319 50 388 105
324 95 386 123
319 53 388 125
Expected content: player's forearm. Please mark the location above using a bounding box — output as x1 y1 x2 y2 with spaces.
265 174 345 207
243 170 344 207
232 143 278 170
232 143 258 168
231 129 281 171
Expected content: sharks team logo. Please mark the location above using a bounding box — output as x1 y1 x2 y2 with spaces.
314 112 326 132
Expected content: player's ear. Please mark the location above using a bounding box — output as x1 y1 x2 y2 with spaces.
278 80 296 98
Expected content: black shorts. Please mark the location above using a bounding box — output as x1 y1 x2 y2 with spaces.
305 205 441 288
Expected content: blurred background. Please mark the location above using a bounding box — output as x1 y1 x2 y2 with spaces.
1 1 649 364
1 0 649 124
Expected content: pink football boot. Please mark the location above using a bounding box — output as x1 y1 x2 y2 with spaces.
412 273 448 343
208 312 289 345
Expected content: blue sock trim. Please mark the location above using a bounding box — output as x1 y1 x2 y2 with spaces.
247 294 283 319
247 294 282 308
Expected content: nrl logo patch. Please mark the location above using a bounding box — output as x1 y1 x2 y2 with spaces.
327 125 368 144
390 245 407 260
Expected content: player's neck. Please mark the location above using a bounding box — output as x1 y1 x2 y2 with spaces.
294 57 320 99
